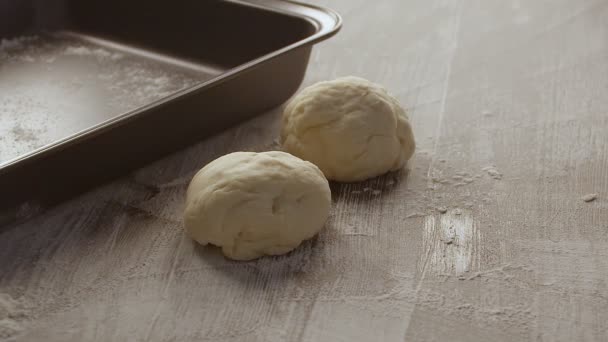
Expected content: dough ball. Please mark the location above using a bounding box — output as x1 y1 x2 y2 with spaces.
183 151 331 260
280 76 416 182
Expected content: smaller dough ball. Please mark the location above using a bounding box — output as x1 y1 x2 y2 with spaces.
281 76 416 182
183 151 331 261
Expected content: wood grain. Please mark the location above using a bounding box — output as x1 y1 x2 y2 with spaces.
1 0 608 341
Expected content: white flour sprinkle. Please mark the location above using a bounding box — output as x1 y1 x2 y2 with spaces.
0 319 22 340
581 193 598 202
482 166 502 180
0 36 38 51
0 293 31 340
64 46 123 60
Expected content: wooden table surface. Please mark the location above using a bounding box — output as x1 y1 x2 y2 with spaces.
2 0 608 341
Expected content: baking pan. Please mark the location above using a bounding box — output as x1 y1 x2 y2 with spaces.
0 0 341 223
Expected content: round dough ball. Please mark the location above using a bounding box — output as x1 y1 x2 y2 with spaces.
183 151 331 261
280 76 416 182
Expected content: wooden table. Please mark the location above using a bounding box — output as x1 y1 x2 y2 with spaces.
1 0 607 341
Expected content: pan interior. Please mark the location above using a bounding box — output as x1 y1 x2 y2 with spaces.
0 0 315 165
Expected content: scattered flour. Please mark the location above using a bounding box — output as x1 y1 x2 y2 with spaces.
581 193 598 202
271 138 281 149
0 34 201 164
64 46 123 60
9 124 39 143
0 36 40 62
0 293 30 340
0 36 38 51
482 166 503 180
0 319 21 340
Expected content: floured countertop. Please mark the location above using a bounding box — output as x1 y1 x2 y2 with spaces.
1 0 608 341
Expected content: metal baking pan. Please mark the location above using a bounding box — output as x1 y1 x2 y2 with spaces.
0 0 341 223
